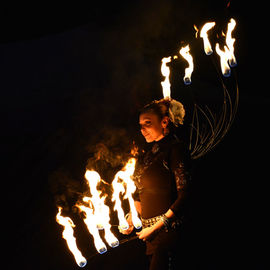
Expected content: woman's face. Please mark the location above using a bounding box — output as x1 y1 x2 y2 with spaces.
139 112 168 143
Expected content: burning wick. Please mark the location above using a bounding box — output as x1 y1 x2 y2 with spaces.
179 45 194 85
215 18 237 77
112 158 142 230
200 22 216 55
112 176 130 231
225 18 237 67
215 43 231 77
161 56 172 99
76 204 108 254
56 207 87 267
83 171 119 250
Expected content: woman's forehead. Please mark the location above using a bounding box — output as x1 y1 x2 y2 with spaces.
139 112 158 123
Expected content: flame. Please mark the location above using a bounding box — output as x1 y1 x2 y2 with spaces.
112 158 142 230
215 18 237 77
56 207 87 267
112 176 129 230
200 22 216 55
161 56 172 99
194 24 199 38
225 18 237 67
215 43 231 77
179 45 194 85
83 170 119 249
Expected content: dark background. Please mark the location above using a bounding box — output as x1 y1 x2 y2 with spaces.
2 1 268 269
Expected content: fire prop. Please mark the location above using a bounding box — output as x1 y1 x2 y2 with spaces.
112 158 142 230
56 17 238 267
160 18 238 159
56 158 141 266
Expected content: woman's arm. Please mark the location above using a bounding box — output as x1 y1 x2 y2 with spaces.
136 209 175 241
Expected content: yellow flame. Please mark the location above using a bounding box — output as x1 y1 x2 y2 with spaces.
83 170 119 249
179 45 194 85
112 158 142 230
76 204 108 253
225 18 237 67
215 43 231 77
200 22 216 55
112 176 129 230
194 24 199 38
84 170 106 229
161 56 172 99
56 207 87 267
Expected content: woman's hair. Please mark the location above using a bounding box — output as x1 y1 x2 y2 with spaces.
140 98 185 127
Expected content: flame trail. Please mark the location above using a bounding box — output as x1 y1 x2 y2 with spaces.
56 207 87 267
161 56 172 99
225 18 237 67
112 158 142 230
84 170 119 248
200 22 216 55
179 45 194 85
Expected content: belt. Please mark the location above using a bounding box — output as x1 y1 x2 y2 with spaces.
141 214 165 228
141 214 184 230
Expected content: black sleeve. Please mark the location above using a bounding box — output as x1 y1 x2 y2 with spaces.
169 142 191 217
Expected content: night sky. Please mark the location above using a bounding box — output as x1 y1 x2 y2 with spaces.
2 1 268 269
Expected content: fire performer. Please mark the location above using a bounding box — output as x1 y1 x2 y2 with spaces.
121 98 192 269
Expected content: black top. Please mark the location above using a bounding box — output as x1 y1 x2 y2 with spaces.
133 133 191 219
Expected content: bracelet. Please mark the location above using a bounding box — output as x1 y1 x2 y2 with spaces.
161 215 171 232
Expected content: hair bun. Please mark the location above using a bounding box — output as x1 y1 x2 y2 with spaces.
168 99 185 126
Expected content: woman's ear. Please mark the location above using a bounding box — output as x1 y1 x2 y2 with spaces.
161 116 170 128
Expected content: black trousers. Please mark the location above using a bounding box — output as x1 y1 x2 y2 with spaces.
146 226 190 270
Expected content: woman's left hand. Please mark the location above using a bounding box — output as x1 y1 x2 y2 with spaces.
136 227 155 241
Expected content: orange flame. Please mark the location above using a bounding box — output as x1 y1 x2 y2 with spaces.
112 158 142 230
200 22 216 55
225 18 237 67
179 45 194 85
161 56 172 99
215 18 237 77
215 43 231 77
56 207 87 267
83 170 119 250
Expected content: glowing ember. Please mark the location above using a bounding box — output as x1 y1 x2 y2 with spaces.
215 43 231 77
112 158 142 230
200 22 216 55
161 56 172 99
179 45 194 85
83 170 119 249
225 18 237 67
56 207 87 267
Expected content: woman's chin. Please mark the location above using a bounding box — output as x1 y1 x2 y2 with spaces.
145 136 154 143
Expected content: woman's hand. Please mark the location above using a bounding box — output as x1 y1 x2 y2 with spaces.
136 226 155 241
119 213 134 235
119 224 134 235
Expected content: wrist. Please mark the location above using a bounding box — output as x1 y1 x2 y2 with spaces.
160 215 171 232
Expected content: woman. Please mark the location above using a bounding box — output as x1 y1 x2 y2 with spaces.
122 98 192 270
